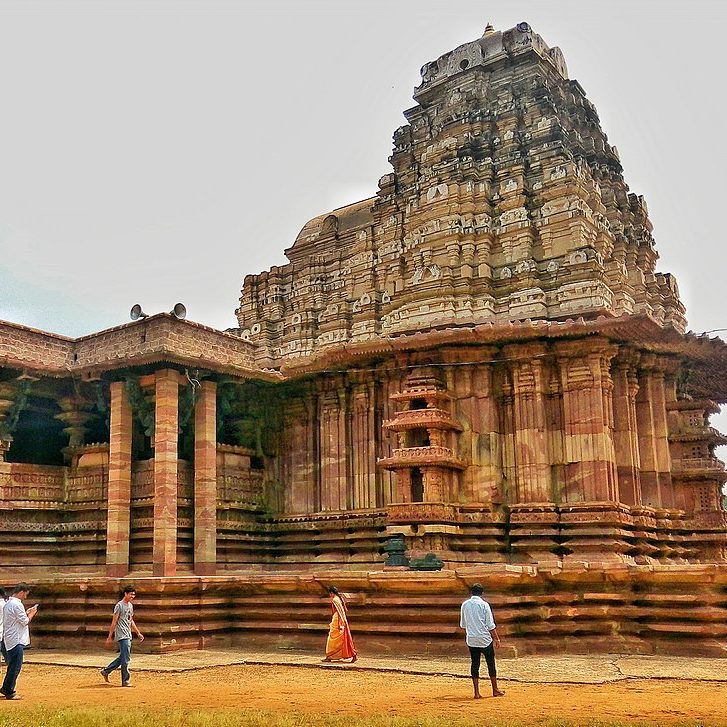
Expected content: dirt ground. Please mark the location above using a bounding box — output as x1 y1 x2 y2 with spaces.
4 662 727 725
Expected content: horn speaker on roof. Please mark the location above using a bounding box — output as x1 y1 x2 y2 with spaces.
171 303 187 320
130 304 147 321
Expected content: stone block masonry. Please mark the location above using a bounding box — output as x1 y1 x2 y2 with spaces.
1 21 726 657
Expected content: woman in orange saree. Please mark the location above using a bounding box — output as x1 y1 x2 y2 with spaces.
322 586 357 662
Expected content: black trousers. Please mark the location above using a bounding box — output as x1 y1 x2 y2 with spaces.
468 643 496 679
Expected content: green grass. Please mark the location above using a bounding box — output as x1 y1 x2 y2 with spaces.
0 709 717 727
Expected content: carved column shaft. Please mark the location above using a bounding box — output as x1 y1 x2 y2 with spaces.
319 385 347 511
650 365 674 507
558 344 618 503
500 379 516 504
350 381 377 509
509 351 550 502
285 393 317 513
106 381 132 577
194 380 216 575
465 362 501 502
153 369 179 576
612 358 642 505
636 359 664 508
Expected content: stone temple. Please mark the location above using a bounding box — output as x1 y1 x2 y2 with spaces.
2 22 727 655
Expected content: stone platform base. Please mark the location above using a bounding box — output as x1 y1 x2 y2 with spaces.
15 563 727 657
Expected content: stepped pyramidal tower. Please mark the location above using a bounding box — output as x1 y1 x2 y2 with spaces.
237 21 686 360
1 22 727 655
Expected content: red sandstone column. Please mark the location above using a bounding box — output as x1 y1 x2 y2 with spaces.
106 381 132 577
308 393 321 512
350 379 376 510
651 361 674 507
636 357 660 507
557 343 618 502
319 383 349 511
338 387 350 510
612 352 642 505
319 391 337 510
194 380 217 575
366 380 378 507
153 369 179 576
286 397 312 513
380 365 401 505
458 359 500 503
507 345 550 502
500 378 517 497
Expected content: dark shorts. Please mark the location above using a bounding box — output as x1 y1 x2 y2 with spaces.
468 643 496 678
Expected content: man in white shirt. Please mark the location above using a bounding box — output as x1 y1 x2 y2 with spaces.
1 583 38 700
459 583 504 699
0 587 6 666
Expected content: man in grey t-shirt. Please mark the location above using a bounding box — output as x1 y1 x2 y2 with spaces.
100 586 144 687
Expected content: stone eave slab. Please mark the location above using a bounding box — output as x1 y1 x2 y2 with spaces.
277 314 727 402
0 314 280 382
277 315 676 377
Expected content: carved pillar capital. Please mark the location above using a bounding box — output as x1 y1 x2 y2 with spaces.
55 394 96 461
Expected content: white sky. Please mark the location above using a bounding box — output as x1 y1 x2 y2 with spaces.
0 0 725 436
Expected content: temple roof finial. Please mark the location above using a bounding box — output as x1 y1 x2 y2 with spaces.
483 22 495 36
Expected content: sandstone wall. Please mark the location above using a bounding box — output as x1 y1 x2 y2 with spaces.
24 566 727 657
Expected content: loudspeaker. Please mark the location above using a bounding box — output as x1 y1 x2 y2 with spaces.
171 303 187 320
130 304 147 321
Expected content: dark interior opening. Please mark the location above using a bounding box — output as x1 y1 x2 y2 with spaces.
411 467 424 502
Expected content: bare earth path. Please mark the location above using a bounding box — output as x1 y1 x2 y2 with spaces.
2 650 725 724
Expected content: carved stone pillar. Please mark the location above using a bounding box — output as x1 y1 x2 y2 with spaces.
506 344 550 502
350 376 376 510
0 383 14 460
422 467 446 501
55 395 95 462
611 351 642 505
0 380 31 462
636 355 662 508
284 392 316 514
455 353 501 504
153 369 179 576
651 359 675 508
556 341 618 503
379 363 404 505
499 376 516 503
194 380 216 575
396 468 413 503
106 381 132 577
319 381 347 511
309 391 321 513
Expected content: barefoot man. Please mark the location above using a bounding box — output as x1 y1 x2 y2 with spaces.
459 583 504 699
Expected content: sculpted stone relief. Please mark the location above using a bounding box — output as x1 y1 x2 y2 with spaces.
235 23 687 367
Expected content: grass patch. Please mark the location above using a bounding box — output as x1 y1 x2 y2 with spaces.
0 708 715 727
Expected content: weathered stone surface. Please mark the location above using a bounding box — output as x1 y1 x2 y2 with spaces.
106 381 132 577
1 22 727 656
21 566 727 656
194 381 217 575
153 369 179 577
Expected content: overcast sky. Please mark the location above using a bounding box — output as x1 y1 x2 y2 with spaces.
0 0 725 433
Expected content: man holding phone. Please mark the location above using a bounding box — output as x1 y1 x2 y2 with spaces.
0 583 38 700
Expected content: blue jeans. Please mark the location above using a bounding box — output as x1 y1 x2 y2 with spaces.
102 638 131 684
1 643 24 696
